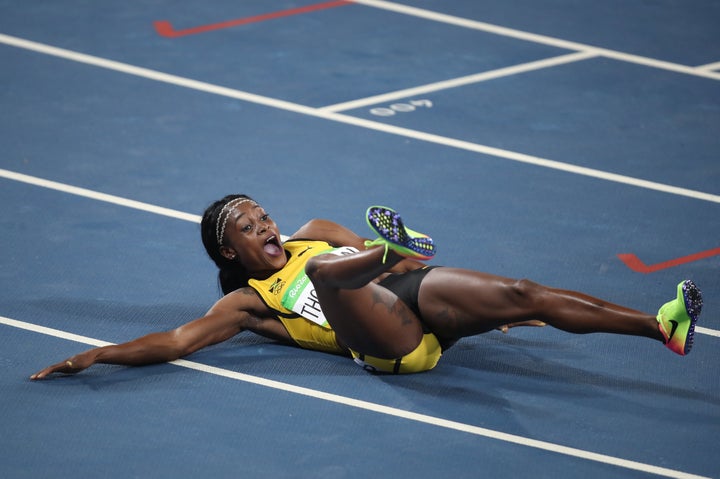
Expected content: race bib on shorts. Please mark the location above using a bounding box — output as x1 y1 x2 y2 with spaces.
281 246 358 328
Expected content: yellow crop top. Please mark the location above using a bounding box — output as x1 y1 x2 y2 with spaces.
248 239 356 355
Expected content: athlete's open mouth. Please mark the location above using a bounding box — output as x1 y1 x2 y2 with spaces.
263 235 283 256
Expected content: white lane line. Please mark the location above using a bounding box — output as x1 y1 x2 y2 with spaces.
351 0 596 51
696 60 720 72
696 326 720 338
0 33 319 117
1 34 719 205
321 51 597 112
0 168 202 223
350 0 720 81
2 314 711 479
0 168 295 241
2 316 113 348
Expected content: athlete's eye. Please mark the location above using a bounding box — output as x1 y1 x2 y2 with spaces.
260 214 269 221
241 223 253 232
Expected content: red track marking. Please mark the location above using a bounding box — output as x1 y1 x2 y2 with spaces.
154 0 353 38
618 246 720 273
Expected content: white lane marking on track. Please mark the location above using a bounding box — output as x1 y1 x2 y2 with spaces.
2 314 712 479
320 51 597 112
350 0 720 81
0 168 293 242
696 326 720 338
0 168 202 223
0 35 719 205
696 60 720 72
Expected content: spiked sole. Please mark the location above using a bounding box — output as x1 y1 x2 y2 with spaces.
366 206 435 260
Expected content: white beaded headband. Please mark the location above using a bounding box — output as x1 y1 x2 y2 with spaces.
216 198 257 246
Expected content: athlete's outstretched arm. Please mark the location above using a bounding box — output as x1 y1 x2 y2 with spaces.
30 289 266 380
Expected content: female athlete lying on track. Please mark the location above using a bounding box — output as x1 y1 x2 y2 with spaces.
31 194 703 378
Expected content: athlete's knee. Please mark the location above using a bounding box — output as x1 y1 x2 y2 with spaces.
510 278 540 295
305 256 328 285
305 254 346 288
508 278 546 310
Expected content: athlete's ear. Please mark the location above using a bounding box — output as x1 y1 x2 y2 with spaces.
220 246 237 261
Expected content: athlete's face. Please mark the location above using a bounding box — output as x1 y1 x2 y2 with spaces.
220 201 286 278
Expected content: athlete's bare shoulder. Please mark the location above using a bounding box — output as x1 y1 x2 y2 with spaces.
291 218 367 249
209 286 271 317
207 287 291 341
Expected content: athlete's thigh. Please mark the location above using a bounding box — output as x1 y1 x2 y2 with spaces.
418 267 530 338
315 281 425 358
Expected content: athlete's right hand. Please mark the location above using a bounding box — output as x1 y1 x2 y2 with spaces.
30 351 95 380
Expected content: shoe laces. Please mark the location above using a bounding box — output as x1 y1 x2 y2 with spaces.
364 238 390 263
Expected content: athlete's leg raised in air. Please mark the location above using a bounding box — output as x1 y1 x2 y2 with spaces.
416 268 665 344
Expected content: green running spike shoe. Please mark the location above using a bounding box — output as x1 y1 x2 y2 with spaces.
656 280 703 356
365 206 435 262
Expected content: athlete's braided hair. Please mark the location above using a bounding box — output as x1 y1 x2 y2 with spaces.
201 194 254 295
